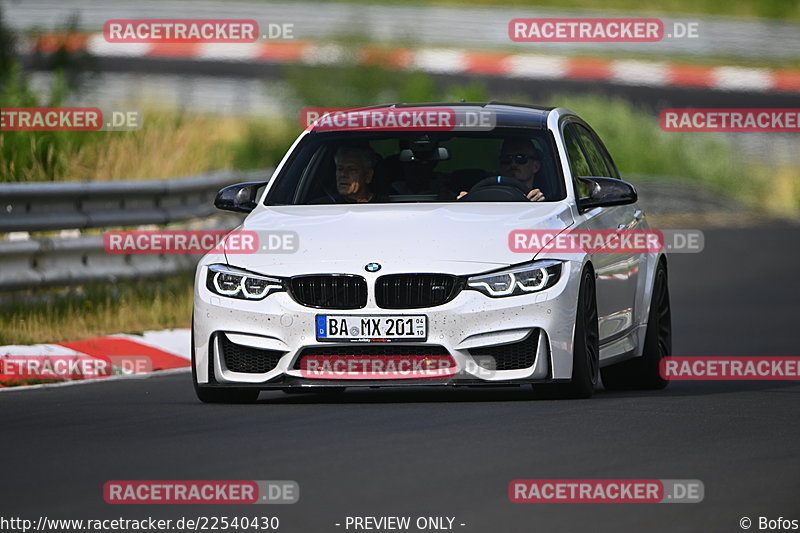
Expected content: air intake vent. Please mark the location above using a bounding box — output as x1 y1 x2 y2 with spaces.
220 335 284 374
467 331 539 371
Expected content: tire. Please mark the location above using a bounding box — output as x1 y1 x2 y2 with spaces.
191 324 260 404
195 384 260 404
533 267 599 399
601 260 671 391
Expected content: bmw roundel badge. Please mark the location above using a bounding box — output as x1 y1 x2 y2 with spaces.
365 262 381 272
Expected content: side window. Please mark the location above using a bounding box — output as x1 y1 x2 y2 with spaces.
572 124 613 178
563 124 592 178
596 137 620 179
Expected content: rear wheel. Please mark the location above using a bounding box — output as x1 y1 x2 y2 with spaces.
191 324 260 404
533 267 599 399
601 260 671 390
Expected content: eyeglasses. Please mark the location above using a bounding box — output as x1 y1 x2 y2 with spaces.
499 153 536 165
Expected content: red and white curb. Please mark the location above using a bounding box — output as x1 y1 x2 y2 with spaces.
0 328 190 389
29 33 800 94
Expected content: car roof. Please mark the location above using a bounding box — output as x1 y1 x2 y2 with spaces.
307 102 554 132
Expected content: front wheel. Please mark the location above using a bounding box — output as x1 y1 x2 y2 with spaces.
601 260 671 390
195 385 260 404
533 267 599 399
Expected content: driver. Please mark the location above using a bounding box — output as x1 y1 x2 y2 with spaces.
457 138 546 202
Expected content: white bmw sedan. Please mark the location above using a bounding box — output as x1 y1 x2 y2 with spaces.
192 103 671 402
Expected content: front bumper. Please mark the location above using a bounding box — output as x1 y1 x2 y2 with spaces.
192 261 581 388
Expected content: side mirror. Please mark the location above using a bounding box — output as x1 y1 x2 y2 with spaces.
214 181 267 213
576 177 637 211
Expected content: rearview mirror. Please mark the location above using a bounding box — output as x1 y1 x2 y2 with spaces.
398 147 450 162
214 181 267 213
576 177 637 211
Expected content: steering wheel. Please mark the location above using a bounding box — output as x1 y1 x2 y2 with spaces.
458 175 530 202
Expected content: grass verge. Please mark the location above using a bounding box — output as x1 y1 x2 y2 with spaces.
0 111 297 183
0 273 194 345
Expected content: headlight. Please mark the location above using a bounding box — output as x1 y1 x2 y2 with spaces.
206 264 284 300
466 260 562 298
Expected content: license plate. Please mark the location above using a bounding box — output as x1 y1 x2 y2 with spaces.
316 315 427 342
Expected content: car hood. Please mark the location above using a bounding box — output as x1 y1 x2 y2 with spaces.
224 203 575 276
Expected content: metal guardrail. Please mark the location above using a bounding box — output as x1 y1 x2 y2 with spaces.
0 170 271 290
0 170 267 232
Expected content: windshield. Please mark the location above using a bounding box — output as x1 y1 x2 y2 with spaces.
264 130 566 205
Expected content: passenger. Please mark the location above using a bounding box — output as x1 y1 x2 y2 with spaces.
312 145 379 204
335 145 380 203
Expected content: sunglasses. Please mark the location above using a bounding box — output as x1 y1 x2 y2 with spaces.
499 153 536 165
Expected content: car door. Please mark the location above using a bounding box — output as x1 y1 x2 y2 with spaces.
563 121 641 345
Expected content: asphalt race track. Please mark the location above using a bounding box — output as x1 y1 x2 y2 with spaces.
2 226 798 532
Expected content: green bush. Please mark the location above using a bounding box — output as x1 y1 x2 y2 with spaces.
0 9 97 183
